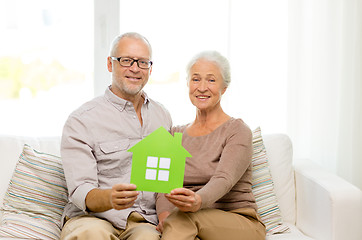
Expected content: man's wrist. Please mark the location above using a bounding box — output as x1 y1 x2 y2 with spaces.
85 188 113 212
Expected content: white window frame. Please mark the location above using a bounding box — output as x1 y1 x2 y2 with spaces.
93 0 120 96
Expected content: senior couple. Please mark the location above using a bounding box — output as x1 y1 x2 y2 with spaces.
60 32 266 240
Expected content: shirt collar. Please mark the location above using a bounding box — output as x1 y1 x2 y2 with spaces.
105 86 150 111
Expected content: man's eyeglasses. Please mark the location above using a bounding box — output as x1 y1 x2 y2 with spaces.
110 57 153 69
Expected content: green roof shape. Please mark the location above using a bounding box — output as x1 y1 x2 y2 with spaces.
128 126 191 193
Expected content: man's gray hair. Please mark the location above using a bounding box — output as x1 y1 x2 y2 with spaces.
109 32 152 58
186 51 231 87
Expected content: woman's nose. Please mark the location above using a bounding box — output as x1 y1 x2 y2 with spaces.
198 80 208 91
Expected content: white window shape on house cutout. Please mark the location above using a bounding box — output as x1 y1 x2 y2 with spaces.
145 156 171 181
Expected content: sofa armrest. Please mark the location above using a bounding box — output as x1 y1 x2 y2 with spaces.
294 162 362 240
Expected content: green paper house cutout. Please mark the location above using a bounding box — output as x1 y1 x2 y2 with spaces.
128 126 191 193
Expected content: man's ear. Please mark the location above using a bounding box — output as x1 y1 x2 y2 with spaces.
107 57 113 73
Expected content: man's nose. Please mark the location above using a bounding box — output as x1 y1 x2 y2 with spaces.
129 60 140 71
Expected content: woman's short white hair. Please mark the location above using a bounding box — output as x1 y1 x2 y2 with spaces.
109 32 152 58
186 50 231 87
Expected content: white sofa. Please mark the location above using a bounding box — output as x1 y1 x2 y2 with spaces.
0 133 361 240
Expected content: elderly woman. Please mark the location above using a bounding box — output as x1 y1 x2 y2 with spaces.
155 51 266 240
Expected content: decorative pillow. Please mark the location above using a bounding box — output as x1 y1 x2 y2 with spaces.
0 144 68 240
252 127 290 235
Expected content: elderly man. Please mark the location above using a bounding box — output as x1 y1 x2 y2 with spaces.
60 32 172 240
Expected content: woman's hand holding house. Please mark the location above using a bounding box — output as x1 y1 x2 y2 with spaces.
165 188 202 213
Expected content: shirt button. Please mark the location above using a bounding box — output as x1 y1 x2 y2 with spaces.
133 116 136 119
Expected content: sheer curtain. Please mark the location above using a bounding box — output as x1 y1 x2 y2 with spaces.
288 0 362 189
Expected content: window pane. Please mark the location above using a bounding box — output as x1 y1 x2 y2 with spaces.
115 0 288 132
0 0 93 136
119 0 230 125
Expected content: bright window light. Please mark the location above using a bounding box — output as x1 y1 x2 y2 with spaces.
0 0 93 136
118 0 288 132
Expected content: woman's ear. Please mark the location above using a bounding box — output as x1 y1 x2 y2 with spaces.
222 86 227 95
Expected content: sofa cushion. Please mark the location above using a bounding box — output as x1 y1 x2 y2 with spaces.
266 223 313 240
252 127 290 234
0 135 61 209
263 133 296 224
0 144 67 240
